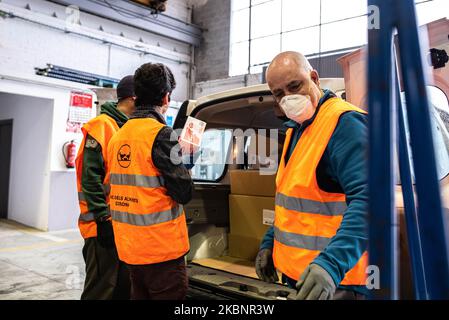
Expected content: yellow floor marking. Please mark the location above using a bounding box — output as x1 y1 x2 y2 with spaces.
0 238 83 253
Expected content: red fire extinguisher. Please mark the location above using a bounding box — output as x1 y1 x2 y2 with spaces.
63 140 77 168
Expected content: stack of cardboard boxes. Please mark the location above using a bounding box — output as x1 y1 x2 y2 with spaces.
228 170 277 261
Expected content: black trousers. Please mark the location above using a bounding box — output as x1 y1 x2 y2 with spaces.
81 237 130 300
126 256 188 300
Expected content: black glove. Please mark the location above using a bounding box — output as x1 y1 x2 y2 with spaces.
255 248 279 283
96 219 115 248
295 264 336 300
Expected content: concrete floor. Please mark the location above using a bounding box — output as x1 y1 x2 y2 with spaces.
0 219 85 300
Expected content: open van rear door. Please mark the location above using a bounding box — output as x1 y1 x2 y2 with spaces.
172 86 297 299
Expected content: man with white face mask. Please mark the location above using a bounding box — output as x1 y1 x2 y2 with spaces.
255 51 369 300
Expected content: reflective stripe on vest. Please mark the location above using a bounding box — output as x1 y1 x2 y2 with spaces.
78 192 85 202
79 212 95 222
273 97 369 286
111 205 183 226
274 226 331 252
275 192 346 216
75 114 120 239
109 173 164 188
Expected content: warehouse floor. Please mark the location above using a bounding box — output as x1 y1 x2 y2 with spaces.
0 220 84 300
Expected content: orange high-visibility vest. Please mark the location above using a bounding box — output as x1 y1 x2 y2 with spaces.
75 114 119 239
273 97 369 286
107 118 190 265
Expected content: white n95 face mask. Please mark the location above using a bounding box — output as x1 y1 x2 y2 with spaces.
279 94 315 124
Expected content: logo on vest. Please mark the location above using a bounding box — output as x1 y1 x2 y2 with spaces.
117 144 131 168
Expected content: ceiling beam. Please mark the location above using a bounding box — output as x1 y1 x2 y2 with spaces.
48 0 202 46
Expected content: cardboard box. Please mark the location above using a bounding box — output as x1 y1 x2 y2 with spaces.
229 194 274 238
228 194 274 260
229 170 276 197
228 234 262 261
192 256 259 279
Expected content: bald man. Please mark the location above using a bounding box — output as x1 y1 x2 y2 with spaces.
255 51 369 300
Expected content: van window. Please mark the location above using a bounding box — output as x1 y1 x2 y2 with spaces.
429 86 449 180
396 86 449 184
190 129 233 181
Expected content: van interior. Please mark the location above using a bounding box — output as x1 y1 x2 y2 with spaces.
177 93 298 299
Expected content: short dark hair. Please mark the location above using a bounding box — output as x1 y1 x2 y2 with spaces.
133 63 176 108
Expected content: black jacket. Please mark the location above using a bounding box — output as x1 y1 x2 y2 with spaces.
130 109 194 205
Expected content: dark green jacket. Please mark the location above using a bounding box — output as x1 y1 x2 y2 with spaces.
80 101 128 220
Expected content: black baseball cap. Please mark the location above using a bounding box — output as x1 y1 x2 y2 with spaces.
116 75 135 101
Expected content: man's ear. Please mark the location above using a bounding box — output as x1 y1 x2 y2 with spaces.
161 92 170 106
310 70 320 86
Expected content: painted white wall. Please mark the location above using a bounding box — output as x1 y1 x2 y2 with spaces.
47 170 79 231
0 93 53 230
0 76 96 231
0 0 195 230
0 77 92 171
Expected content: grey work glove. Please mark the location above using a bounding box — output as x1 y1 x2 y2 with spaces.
255 248 279 283
295 264 336 300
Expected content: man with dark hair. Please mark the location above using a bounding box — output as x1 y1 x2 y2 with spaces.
76 75 135 300
106 63 194 300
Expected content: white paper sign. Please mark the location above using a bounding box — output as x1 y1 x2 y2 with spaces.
263 209 275 226
180 116 207 147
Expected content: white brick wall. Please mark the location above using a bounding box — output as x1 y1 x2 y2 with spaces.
0 0 193 101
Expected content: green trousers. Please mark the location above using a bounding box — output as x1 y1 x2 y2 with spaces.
81 237 130 300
